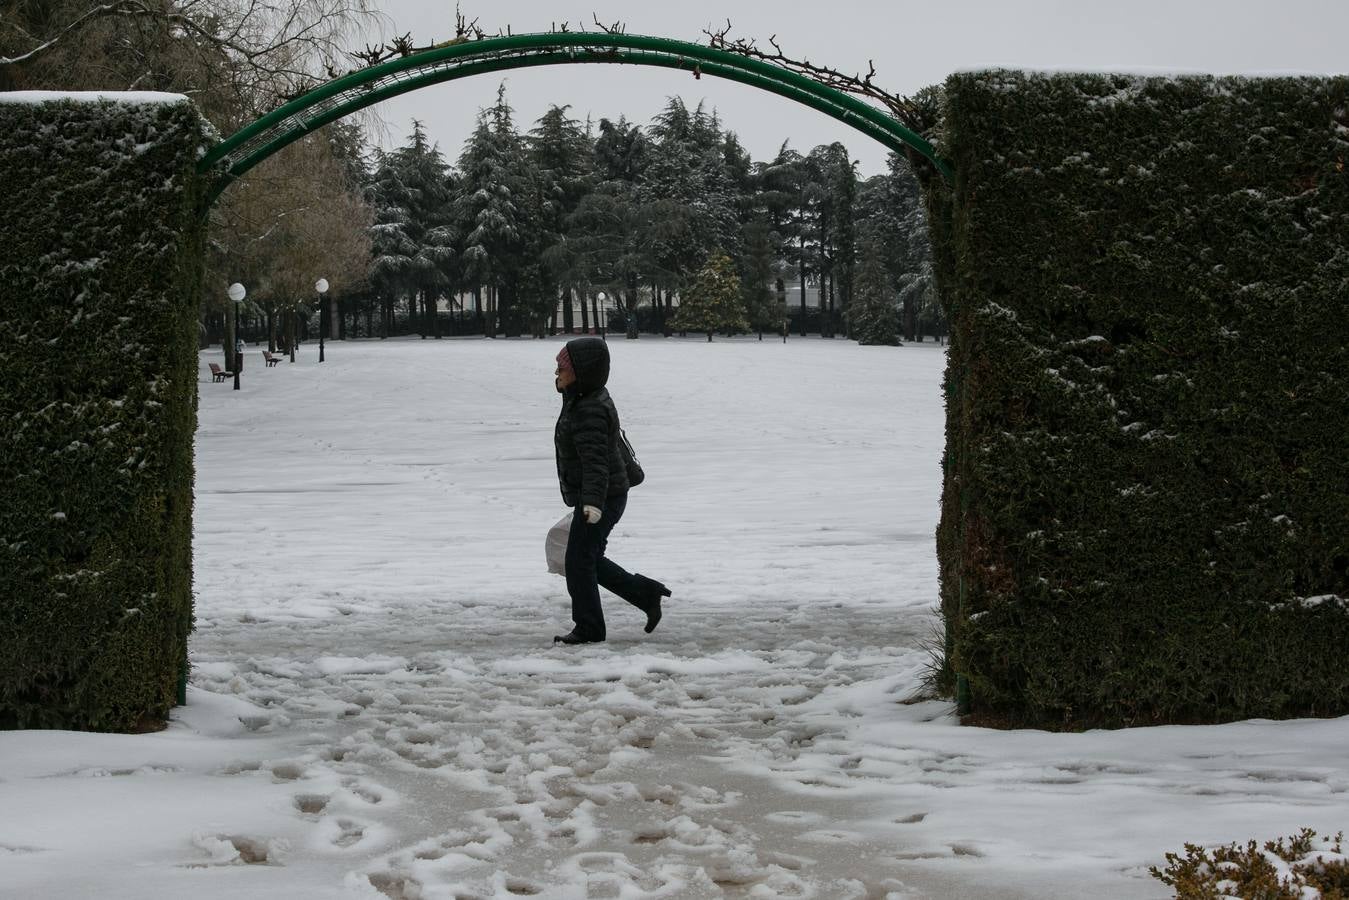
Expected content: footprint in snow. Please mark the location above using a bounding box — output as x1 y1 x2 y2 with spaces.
366 869 421 900
411 828 499 862
330 818 366 849
293 793 330 815
342 777 385 805
186 833 283 866
238 714 278 732
500 875 545 896
632 828 668 845
564 851 667 895
270 761 308 781
798 828 866 844
764 810 825 825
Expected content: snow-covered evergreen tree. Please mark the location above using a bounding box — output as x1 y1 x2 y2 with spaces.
847 229 901 346
888 155 939 341
454 85 532 336
593 116 647 184
824 144 858 338
354 89 934 341
671 251 748 341
366 148 418 337
530 105 594 334
387 121 456 337
640 98 743 330
857 154 940 340
739 219 784 340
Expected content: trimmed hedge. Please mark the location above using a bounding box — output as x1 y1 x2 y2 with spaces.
0 95 208 731
929 71 1349 727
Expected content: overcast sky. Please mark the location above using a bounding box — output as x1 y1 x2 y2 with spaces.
363 0 1349 177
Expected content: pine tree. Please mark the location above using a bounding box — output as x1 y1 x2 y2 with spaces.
453 85 531 336
824 143 858 338
756 142 801 240
642 97 740 326
530 105 594 335
672 251 748 341
721 131 756 225
643 99 705 285
327 120 371 191
805 143 855 338
366 148 418 338
388 121 456 338
888 155 940 340
567 181 649 334
857 154 941 341
751 143 802 332
739 219 783 340
847 229 900 346
593 116 647 183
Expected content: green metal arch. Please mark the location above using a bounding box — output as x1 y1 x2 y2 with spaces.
199 31 951 198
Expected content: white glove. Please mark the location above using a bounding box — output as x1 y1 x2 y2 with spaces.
582 505 602 525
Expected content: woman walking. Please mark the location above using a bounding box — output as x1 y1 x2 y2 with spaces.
552 337 670 644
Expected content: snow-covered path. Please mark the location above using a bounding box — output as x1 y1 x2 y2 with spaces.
4 337 1348 900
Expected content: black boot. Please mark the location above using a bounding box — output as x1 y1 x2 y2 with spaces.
553 630 604 645
635 576 672 634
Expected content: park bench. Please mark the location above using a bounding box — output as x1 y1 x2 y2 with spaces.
207 363 232 382
263 350 282 367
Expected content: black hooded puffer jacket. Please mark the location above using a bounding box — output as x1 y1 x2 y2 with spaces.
555 337 630 509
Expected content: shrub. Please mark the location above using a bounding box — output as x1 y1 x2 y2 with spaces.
1152 829 1349 899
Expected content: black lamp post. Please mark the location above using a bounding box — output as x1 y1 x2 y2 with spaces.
228 282 246 391
316 278 329 363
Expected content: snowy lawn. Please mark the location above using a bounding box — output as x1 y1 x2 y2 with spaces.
3 336 1347 899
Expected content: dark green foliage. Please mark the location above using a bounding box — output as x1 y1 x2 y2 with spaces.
454 85 537 337
532 104 595 333
739 218 784 338
643 98 743 285
367 121 456 338
355 94 885 339
857 155 941 341
671 251 748 340
593 116 647 184
0 97 208 731
931 71 1349 727
813 142 856 337
847 229 900 345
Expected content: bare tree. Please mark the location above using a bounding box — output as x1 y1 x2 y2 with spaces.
1 0 387 124
207 131 372 349
1 2 381 354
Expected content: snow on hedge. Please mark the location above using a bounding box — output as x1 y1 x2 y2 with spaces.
0 90 189 105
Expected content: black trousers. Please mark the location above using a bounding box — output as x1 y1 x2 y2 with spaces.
565 492 651 639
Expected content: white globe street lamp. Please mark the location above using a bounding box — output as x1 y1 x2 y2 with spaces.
596 291 607 340
315 278 329 363
227 283 245 390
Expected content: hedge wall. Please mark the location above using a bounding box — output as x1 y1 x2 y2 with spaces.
931 71 1349 728
0 94 208 731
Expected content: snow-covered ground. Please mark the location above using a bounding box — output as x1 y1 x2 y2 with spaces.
3 336 1347 900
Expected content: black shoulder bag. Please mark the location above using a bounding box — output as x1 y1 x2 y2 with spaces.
619 428 645 487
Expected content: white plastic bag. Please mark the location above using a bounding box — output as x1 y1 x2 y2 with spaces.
546 512 572 575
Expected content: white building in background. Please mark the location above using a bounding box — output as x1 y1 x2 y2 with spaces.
548 278 826 323
777 277 827 308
